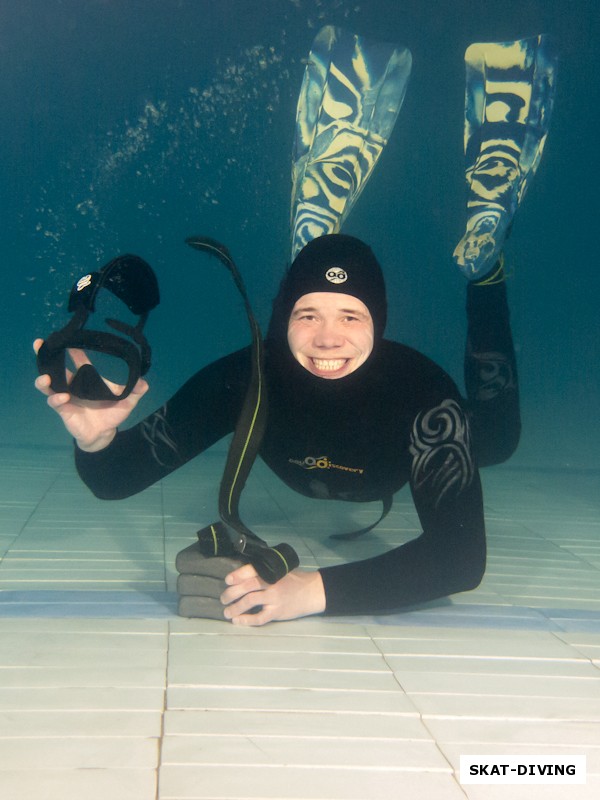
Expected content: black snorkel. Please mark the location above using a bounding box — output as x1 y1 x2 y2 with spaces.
184 236 299 584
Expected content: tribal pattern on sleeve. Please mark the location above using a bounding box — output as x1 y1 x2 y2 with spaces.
140 406 181 468
470 351 517 401
409 399 474 507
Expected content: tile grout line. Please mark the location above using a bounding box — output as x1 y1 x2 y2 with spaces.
0 467 67 567
370 629 471 797
549 629 600 673
156 619 171 800
159 479 168 592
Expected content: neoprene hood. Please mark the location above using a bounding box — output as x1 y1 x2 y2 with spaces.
267 234 388 344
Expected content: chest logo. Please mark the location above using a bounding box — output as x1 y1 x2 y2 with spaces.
288 455 364 475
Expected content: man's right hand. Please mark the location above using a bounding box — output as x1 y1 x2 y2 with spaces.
33 338 149 452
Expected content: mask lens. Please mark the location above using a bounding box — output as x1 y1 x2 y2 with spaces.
69 349 131 390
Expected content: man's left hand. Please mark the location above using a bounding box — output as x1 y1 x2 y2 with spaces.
221 565 326 627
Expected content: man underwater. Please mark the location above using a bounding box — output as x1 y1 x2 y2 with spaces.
34 231 520 625
33 28 556 626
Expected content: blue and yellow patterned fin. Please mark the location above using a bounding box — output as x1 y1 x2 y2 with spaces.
453 35 558 280
291 26 412 261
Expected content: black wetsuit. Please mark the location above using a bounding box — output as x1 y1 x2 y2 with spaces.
75 280 520 615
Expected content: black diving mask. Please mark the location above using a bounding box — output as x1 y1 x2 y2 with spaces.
36 254 159 401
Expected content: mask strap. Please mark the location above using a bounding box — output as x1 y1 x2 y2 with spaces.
105 311 152 374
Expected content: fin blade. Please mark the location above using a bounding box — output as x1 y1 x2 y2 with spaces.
453 35 558 279
290 26 412 261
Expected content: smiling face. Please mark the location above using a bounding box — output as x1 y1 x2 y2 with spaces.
287 292 375 379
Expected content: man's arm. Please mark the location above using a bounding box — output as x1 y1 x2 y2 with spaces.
75 348 251 499
319 397 485 615
219 397 485 625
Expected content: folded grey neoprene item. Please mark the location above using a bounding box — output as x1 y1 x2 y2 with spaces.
176 574 225 598
175 542 245 577
178 595 228 620
175 543 247 619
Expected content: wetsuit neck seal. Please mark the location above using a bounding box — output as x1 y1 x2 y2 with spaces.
37 254 159 401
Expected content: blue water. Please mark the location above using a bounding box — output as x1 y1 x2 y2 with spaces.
2 0 599 469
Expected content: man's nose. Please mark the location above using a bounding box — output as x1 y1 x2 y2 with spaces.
313 321 344 348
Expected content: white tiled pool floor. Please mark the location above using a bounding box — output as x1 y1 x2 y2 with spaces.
0 444 599 799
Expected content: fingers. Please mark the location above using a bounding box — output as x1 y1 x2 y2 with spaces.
33 339 44 355
130 378 149 400
221 571 264 606
34 373 52 394
223 590 270 626
229 606 272 627
221 564 271 625
46 391 74 410
114 378 149 415
225 563 260 586
34 373 72 406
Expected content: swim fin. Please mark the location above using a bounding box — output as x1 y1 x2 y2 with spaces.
453 35 558 279
291 25 412 261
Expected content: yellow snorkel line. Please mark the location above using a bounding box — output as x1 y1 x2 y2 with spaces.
185 234 268 535
226 321 264 517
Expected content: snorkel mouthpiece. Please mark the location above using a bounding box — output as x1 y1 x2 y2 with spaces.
36 254 159 401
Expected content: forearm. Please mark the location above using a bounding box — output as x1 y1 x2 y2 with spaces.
75 424 176 499
74 349 251 500
320 470 486 616
319 523 486 615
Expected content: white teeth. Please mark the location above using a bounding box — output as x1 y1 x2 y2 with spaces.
312 358 347 371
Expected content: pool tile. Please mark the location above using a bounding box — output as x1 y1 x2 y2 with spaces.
0 769 157 800
158 764 466 800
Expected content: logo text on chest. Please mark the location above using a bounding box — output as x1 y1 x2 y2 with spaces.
288 455 364 475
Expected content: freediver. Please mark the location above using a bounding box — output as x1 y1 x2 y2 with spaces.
33 28 556 626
